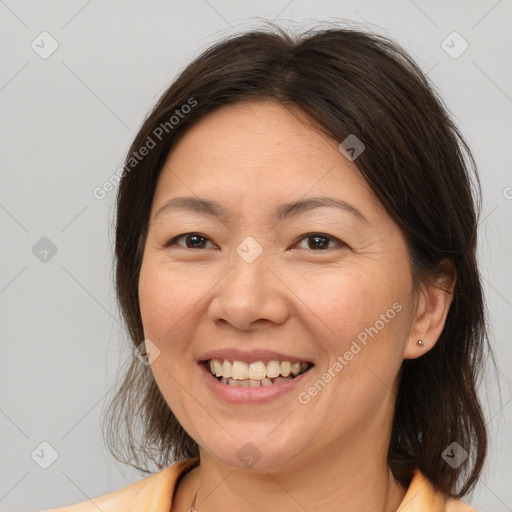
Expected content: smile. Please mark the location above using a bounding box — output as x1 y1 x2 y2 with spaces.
206 359 313 387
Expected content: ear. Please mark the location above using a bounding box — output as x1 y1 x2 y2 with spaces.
403 260 457 359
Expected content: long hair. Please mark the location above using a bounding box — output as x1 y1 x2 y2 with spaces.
103 23 494 498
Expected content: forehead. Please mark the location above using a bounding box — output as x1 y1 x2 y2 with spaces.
152 100 386 223
167 101 344 170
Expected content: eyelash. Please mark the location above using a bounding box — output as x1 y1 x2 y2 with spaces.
164 232 346 251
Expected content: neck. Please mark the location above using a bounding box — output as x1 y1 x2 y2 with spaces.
188 438 406 512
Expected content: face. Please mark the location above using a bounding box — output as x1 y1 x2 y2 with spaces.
138 101 419 470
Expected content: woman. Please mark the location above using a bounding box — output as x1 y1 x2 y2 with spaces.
47 23 491 512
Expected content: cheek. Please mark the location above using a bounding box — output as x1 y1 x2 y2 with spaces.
138 260 202 417
299 268 392 338
138 258 205 344
301 266 410 372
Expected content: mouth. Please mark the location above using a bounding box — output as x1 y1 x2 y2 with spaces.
201 358 314 387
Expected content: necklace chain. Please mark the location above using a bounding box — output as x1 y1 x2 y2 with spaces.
187 468 201 512
186 466 398 511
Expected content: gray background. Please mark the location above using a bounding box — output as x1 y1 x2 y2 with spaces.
1 1 511 511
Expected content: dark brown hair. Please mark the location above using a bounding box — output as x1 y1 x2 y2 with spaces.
104 22 494 499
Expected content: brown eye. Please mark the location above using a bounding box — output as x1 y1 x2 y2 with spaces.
295 233 345 251
166 233 215 249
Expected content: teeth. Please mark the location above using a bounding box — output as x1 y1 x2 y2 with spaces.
232 361 249 380
222 360 233 378
266 360 281 378
280 361 291 377
207 358 311 382
248 361 267 380
210 359 223 377
224 376 293 387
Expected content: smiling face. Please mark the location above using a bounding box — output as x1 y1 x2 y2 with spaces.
138 100 423 471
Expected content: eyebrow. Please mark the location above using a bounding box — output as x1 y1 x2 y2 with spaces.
154 195 368 223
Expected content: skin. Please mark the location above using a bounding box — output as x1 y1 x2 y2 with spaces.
138 100 456 512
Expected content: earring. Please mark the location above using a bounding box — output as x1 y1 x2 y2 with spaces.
417 339 425 348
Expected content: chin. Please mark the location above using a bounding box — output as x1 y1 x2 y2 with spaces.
197 429 309 471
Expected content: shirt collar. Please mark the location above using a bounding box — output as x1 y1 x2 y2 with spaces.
144 459 467 512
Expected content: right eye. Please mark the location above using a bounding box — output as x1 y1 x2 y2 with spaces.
165 232 217 249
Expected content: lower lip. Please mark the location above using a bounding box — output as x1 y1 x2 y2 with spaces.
198 362 314 404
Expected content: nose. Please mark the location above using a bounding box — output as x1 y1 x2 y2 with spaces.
207 245 290 331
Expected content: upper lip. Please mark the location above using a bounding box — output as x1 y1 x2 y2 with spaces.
198 348 314 364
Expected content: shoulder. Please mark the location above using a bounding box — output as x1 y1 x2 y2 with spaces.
445 498 480 512
42 458 199 512
398 468 481 512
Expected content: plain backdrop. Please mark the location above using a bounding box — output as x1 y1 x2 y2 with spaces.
1 1 511 511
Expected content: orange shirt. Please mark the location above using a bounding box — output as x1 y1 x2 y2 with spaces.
44 458 479 511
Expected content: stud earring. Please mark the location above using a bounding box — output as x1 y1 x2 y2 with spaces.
417 339 425 348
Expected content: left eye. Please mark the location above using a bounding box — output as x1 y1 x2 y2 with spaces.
294 233 345 251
